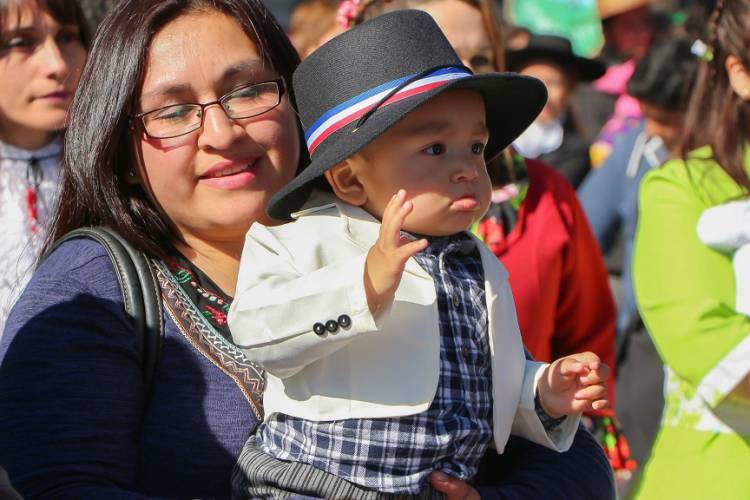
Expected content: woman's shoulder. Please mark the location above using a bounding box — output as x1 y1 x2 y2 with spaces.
642 146 745 207
19 237 122 308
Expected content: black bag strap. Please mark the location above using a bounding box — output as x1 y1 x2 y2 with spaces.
44 227 164 402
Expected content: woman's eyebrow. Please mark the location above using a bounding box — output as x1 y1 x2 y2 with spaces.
220 59 267 81
138 60 268 104
139 83 192 101
2 25 36 35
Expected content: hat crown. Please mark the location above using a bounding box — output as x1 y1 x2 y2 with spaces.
526 35 574 55
292 10 463 134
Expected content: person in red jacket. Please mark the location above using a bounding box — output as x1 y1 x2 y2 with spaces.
475 152 632 483
477 155 614 369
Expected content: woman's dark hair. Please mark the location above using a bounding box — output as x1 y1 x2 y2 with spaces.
0 0 92 48
627 37 699 111
680 0 750 192
44 0 305 259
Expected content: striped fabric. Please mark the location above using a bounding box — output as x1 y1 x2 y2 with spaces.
232 436 446 500
304 67 472 155
256 233 494 494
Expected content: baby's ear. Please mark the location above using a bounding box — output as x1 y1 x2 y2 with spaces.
324 160 367 206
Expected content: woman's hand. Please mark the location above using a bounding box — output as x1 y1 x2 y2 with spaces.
364 189 428 315
538 351 610 418
429 471 481 500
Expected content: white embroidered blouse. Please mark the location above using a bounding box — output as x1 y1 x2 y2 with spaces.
0 137 62 335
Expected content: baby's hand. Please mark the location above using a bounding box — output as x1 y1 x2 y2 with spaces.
537 352 610 418
365 189 428 315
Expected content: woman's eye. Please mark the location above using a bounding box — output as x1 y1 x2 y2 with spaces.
471 142 486 155
470 55 492 71
234 87 260 99
57 30 81 45
3 36 35 50
423 143 445 156
154 106 195 121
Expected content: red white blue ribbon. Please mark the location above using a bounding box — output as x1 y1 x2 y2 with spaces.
304 67 472 156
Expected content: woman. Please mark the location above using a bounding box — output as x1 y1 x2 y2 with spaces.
287 0 343 60
0 0 614 498
508 34 605 188
579 37 698 490
352 0 622 486
574 0 654 166
632 1 750 498
0 0 88 333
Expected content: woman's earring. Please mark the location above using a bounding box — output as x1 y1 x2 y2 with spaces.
129 170 136 177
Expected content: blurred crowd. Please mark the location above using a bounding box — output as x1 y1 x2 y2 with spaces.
1 0 748 499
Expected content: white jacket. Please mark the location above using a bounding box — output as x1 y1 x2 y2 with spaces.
228 192 579 453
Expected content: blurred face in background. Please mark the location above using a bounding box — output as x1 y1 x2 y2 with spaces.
417 0 496 74
0 0 86 149
639 100 683 155
519 60 571 125
603 6 653 61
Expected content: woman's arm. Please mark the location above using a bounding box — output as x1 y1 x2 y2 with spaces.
634 164 750 408
0 241 158 499
428 425 615 500
578 131 638 253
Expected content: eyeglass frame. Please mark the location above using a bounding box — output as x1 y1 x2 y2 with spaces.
129 78 286 139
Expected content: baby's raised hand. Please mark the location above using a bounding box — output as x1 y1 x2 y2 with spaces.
365 189 428 315
537 351 610 418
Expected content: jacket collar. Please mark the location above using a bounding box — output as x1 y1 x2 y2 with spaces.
293 190 431 279
337 199 432 279
292 190 508 285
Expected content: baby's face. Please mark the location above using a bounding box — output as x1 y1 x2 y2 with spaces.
351 90 492 236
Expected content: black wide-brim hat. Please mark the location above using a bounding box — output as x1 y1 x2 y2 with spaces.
506 35 606 83
267 9 548 221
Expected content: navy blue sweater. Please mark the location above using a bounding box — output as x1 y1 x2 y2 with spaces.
0 239 614 499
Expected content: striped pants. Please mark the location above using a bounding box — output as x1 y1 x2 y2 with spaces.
231 436 447 500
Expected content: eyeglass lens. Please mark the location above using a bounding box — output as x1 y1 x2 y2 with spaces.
141 81 281 139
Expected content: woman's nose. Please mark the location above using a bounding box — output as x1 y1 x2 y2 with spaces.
196 104 245 151
39 38 69 79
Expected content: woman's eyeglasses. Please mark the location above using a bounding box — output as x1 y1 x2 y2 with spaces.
130 79 285 139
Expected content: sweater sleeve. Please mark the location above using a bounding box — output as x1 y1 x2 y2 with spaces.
545 168 617 403
475 424 615 500
578 132 635 253
0 240 162 499
634 163 750 409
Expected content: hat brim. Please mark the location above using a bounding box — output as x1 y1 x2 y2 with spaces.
267 72 546 221
507 49 606 82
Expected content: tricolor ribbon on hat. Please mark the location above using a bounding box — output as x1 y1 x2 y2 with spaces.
304 66 472 156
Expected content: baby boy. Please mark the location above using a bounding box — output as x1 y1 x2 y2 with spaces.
228 10 608 499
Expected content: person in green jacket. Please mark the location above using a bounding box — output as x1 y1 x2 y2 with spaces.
632 1 750 499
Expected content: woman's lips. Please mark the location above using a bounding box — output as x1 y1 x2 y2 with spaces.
39 91 72 101
199 159 259 189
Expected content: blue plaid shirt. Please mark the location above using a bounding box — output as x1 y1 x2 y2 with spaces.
257 233 494 494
